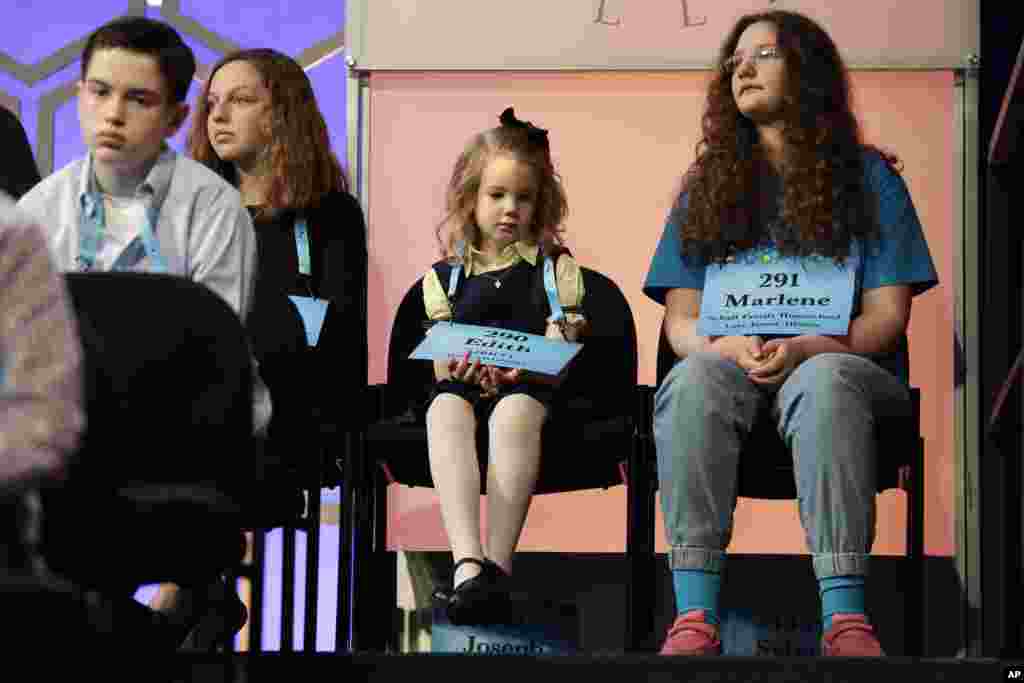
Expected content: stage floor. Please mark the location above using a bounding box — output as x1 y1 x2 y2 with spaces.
155 653 1012 683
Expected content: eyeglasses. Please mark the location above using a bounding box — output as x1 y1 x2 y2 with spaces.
722 45 782 75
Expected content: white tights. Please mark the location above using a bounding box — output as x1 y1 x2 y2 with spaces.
426 392 546 587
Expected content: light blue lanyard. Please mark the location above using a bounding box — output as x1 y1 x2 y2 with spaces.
447 241 466 300
542 255 565 323
446 241 564 321
294 218 311 276
77 194 168 273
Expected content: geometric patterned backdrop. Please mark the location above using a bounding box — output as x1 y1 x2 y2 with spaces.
2 0 347 178
3 0 349 651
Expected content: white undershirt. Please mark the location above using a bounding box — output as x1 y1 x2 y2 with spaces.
96 194 146 270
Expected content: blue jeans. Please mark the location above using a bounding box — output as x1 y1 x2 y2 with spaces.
653 352 911 579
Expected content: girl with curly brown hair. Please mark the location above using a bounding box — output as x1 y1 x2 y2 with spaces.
643 10 938 656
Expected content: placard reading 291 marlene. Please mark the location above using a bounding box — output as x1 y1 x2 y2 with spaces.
410 323 582 376
697 246 858 337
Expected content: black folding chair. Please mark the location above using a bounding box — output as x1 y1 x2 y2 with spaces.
25 272 258 654
345 266 652 652
244 217 367 653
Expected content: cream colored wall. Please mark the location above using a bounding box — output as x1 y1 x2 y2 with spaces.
367 71 955 558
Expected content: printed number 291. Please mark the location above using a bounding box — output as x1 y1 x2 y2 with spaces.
759 273 800 288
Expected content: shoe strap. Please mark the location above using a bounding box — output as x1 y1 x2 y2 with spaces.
452 557 487 573
669 620 718 638
828 620 874 642
483 558 510 578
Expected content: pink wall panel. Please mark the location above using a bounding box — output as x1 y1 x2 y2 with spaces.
368 71 955 558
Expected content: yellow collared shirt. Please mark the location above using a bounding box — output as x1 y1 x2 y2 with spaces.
422 241 586 341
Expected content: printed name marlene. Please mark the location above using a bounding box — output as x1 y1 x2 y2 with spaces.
724 294 832 307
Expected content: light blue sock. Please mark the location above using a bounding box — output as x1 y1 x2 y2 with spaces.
672 569 721 625
819 575 866 630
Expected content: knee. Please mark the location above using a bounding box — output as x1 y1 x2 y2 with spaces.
426 393 474 430
779 355 891 437
488 394 546 442
654 353 746 427
656 352 737 404
787 353 867 400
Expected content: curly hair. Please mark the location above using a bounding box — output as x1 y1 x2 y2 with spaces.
187 48 348 211
435 118 568 260
677 10 900 265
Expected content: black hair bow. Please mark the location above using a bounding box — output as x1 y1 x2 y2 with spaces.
499 107 549 147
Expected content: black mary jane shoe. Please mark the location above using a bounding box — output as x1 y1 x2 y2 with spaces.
432 557 486 619
431 557 478 611
433 557 511 626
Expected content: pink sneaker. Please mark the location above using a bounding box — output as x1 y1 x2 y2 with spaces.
821 614 885 656
659 609 722 656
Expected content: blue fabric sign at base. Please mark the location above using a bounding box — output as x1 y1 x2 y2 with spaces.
719 607 823 656
431 599 578 655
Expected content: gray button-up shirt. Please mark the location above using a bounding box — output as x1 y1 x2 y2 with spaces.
18 148 257 321
19 150 270 434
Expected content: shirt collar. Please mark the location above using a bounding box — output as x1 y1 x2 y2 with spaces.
78 145 176 216
464 240 539 275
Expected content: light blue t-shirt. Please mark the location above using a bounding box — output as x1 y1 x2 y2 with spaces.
642 151 939 382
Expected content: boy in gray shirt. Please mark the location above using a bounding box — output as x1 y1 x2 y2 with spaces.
18 16 265 649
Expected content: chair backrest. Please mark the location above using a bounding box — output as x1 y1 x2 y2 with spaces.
247 279 306 362
383 266 639 424
246 225 311 431
63 272 254 494
246 220 366 492
559 266 638 420
32 273 260 593
246 253 317 465
653 315 919 497
383 276 435 419
308 193 369 393
0 106 41 199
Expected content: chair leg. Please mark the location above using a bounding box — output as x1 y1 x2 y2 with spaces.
216 570 237 653
281 525 296 651
624 470 642 650
349 430 376 653
903 438 925 656
373 463 397 653
250 530 265 653
627 387 658 653
347 434 395 653
378 471 397 651
217 572 240 676
304 483 322 652
335 432 354 652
